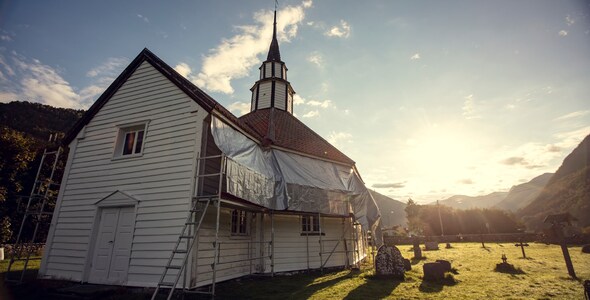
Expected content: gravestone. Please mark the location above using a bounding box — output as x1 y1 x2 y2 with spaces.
423 262 446 281
375 245 406 279
425 241 439 250
435 259 452 272
403 258 411 271
413 239 422 259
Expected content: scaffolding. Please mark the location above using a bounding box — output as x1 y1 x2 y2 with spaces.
152 153 367 299
6 134 63 283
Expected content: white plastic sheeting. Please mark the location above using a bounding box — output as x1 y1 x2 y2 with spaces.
211 116 381 232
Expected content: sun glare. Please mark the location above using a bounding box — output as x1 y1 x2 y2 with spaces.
403 124 483 194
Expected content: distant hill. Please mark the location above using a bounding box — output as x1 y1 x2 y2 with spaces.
494 173 553 212
518 134 590 231
0 101 83 141
369 190 407 228
433 191 508 210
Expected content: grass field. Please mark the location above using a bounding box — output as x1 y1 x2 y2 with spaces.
1 243 589 299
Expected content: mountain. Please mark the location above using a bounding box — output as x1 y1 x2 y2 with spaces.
433 191 508 210
494 173 553 212
0 101 83 141
369 190 407 228
518 134 590 231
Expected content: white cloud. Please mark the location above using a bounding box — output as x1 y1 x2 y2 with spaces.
462 94 481 119
137 14 149 23
327 131 352 146
192 3 310 94
0 35 12 41
554 126 590 149
302 110 319 118
410 53 420 60
86 57 128 78
566 15 575 26
228 101 251 116
293 94 306 105
302 0 313 8
306 99 332 108
0 51 129 109
559 30 568 36
16 58 81 108
553 110 589 121
307 52 323 67
174 62 192 78
325 20 351 38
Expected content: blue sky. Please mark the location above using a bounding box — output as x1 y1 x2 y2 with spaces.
1 0 589 204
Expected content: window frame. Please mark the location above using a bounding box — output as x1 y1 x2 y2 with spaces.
113 121 149 159
230 209 250 236
301 215 322 235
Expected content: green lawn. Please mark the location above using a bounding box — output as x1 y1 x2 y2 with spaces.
1 243 589 299
215 242 590 300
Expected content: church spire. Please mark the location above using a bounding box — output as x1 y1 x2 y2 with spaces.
249 8 296 114
266 10 281 62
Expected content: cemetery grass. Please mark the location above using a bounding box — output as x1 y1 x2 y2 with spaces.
216 242 590 299
1 243 589 299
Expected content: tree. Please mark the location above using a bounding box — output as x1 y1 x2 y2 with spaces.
405 198 424 235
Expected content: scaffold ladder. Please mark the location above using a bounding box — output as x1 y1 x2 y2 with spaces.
152 154 225 300
151 197 213 300
6 134 62 283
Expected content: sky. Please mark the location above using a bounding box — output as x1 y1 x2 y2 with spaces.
1 0 589 204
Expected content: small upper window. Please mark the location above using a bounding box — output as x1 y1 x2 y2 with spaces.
115 123 147 158
231 210 249 236
301 215 320 234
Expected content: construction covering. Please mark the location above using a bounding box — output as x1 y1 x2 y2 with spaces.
211 116 381 232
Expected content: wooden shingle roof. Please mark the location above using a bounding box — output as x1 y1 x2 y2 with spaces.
240 108 355 165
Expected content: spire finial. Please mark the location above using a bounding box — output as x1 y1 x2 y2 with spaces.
266 2 281 62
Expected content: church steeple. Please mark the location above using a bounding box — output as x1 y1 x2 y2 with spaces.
250 8 295 114
267 10 281 62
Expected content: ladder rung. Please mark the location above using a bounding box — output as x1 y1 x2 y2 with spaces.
173 250 188 253
10 257 42 261
26 211 53 215
159 282 175 287
167 265 182 269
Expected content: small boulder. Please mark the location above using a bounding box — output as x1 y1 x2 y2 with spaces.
582 244 590 254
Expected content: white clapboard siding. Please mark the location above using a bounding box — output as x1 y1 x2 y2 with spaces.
42 60 207 285
274 63 282 79
274 82 286 108
257 81 272 108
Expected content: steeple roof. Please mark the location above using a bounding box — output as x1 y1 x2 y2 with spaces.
266 10 281 62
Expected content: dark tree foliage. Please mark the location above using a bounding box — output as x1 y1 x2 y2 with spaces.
406 202 524 236
0 101 82 244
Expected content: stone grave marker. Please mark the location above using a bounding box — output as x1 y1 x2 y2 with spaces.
374 245 406 279
413 238 422 259
425 241 439 250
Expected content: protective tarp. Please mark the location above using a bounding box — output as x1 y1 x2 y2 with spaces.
211 116 381 232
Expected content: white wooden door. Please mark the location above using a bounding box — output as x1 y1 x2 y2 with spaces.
89 206 135 284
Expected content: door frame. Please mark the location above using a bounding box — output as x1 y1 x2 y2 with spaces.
83 191 139 284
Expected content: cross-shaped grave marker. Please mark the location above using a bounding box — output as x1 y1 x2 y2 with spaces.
515 241 529 258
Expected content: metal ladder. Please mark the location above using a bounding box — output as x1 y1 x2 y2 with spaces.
151 197 213 300
6 135 62 283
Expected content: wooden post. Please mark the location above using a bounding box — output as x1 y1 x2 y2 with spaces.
514 241 529 258
553 224 577 278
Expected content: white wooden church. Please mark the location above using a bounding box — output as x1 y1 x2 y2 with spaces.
39 10 381 293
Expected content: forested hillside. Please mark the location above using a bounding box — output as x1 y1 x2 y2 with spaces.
518 134 590 232
0 101 82 245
